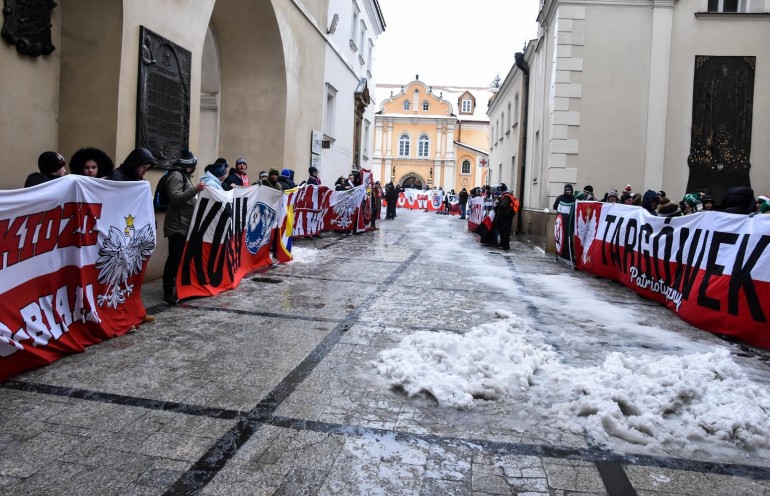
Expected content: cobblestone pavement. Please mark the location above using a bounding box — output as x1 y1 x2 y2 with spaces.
2 209 770 496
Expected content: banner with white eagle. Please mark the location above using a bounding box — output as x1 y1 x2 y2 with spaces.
177 185 283 299
0 176 155 381
574 201 770 349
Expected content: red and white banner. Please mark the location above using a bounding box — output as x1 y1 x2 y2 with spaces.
467 196 485 231
289 185 333 238
0 176 155 380
396 189 445 211
177 185 283 299
574 201 770 349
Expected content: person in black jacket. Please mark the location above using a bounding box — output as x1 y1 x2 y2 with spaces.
552 184 575 210
25 151 67 187
223 158 250 189
109 148 155 182
108 147 158 329
494 194 516 251
385 182 403 219
458 188 469 219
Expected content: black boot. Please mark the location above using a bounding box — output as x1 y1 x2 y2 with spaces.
163 289 178 305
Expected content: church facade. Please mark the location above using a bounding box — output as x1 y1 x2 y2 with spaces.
373 80 491 192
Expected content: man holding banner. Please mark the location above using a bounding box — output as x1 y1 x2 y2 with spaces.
162 149 205 305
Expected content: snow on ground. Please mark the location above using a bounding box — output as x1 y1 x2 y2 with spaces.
288 245 322 264
374 311 770 454
373 210 770 455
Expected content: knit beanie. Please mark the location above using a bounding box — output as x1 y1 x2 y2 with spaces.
38 151 66 174
564 183 573 193
176 148 197 169
280 168 291 178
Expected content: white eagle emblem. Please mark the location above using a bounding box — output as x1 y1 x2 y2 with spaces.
330 187 365 229
576 208 597 265
95 215 155 308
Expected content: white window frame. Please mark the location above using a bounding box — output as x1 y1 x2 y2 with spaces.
350 1 360 51
507 102 512 130
324 83 337 139
461 160 471 175
359 20 367 61
461 99 472 113
422 100 429 111
417 134 429 158
398 133 411 157
363 119 370 159
514 93 520 126
403 100 410 111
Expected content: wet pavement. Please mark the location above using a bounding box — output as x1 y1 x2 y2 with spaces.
2 208 770 495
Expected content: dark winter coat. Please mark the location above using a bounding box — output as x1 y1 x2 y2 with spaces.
223 168 248 189
163 170 197 238
24 172 60 188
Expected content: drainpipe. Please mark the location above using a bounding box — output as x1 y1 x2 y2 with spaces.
514 51 529 235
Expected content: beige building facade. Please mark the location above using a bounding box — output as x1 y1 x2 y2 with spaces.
488 0 770 248
374 80 491 192
1 0 385 278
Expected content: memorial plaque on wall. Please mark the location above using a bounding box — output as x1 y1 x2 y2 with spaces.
687 56 754 202
136 26 191 168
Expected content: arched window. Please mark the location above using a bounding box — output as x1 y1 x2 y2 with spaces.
422 100 429 111
418 134 429 158
398 133 411 157
462 160 471 174
403 100 410 111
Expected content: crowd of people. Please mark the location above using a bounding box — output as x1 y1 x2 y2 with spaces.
19 147 769 309
20 148 318 313
552 183 769 217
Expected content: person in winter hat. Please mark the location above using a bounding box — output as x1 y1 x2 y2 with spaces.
69 147 114 178
25 151 67 187
619 192 633 205
604 189 619 203
307 166 321 186
657 202 681 218
109 148 155 181
701 194 715 211
681 193 702 215
279 168 296 189
266 168 283 191
641 190 659 216
258 170 270 186
757 195 770 214
582 185 595 201
224 157 249 190
552 183 575 209
200 158 228 190
720 186 755 215
163 148 205 305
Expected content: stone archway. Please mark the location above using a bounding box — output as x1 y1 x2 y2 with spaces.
210 0 286 167
399 172 426 189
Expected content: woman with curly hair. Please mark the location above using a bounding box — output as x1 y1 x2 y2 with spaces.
69 147 115 178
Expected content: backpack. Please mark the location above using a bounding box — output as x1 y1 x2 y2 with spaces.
153 170 181 211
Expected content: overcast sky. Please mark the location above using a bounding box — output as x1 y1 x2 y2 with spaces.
374 0 541 88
